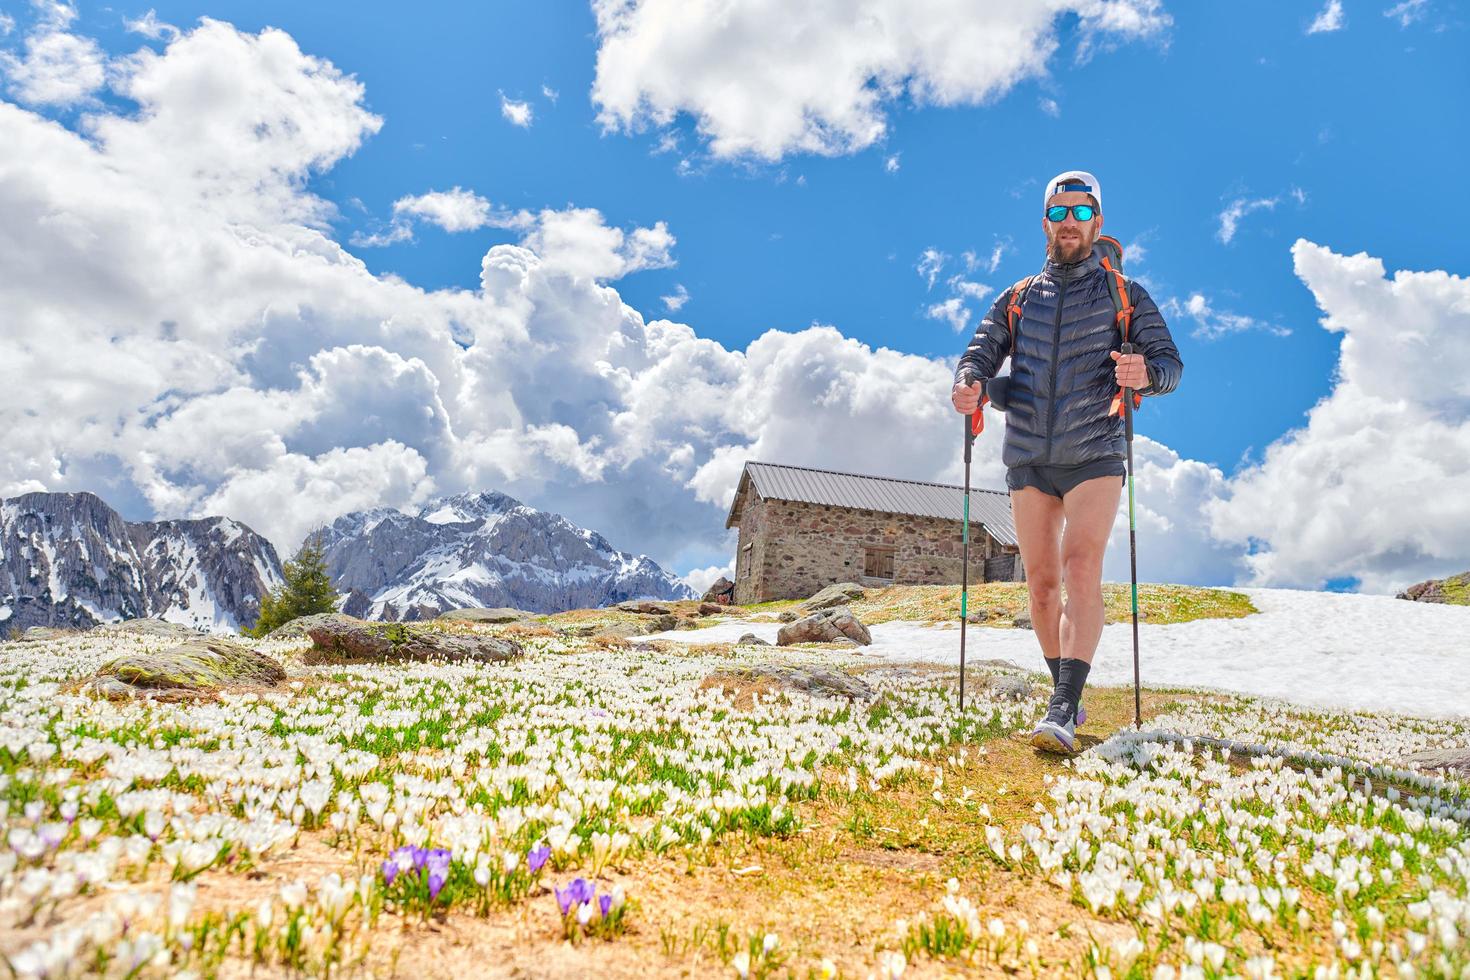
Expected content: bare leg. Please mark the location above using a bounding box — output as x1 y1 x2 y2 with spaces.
1058 475 1124 666
1009 487 1064 666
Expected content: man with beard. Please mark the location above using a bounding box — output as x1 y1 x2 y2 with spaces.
951 170 1183 753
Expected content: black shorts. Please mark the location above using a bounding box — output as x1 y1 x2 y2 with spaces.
1006 458 1126 499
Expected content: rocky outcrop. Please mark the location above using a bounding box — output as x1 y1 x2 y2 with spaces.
701 577 734 605
93 619 200 641
800 582 865 613
1405 746 1470 778
436 607 535 624
313 491 694 620
1397 572 1470 605
616 600 671 615
90 637 285 698
263 613 362 641
0 491 282 634
776 606 872 646
703 664 875 701
303 621 524 664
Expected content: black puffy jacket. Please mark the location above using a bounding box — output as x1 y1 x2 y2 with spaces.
954 248 1183 469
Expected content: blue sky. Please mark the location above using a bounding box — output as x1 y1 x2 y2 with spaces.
91 0 1467 472
2 0 1468 592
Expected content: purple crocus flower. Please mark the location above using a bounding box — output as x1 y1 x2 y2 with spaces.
381 859 398 886
599 894 612 918
411 846 430 870
527 845 550 874
555 883 574 915
424 848 452 899
571 877 595 906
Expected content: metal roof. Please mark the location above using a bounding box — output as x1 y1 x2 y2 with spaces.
726 461 1017 546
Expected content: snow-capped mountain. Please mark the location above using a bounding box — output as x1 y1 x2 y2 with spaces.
0 491 283 633
315 491 695 619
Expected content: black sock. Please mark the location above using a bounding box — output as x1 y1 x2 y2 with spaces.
1045 658 1091 724
1044 656 1061 686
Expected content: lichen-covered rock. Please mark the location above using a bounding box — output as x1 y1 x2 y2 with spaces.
1397 571 1470 605
93 619 201 641
303 621 523 664
1405 746 1470 777
990 676 1034 702
736 633 771 646
704 664 875 701
697 602 726 616
777 611 798 623
20 626 79 642
615 600 672 615
264 612 361 641
436 607 535 624
1011 611 1034 630
776 606 872 646
800 582 866 613
90 637 285 698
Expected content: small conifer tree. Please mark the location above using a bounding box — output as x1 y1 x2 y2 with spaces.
246 533 338 637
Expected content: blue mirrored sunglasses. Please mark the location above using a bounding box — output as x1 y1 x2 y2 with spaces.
1045 204 1097 222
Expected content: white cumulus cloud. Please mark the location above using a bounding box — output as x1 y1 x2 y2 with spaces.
1163 292 1289 340
499 91 533 127
1217 195 1278 244
1 23 106 106
1307 0 1345 33
1206 240 1470 593
590 0 1171 161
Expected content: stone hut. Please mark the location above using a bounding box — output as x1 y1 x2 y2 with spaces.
724 461 1021 604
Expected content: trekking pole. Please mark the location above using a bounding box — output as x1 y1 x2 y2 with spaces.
1121 343 1142 729
958 372 981 713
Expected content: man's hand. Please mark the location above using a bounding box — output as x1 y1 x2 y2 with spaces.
952 378 982 414
1109 350 1148 389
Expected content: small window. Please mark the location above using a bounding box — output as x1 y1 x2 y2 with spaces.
864 547 895 580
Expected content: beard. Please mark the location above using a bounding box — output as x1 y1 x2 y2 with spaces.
1048 234 1091 264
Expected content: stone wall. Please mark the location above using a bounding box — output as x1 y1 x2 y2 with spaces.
736 497 1020 602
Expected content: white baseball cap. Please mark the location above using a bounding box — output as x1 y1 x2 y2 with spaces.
1044 170 1102 211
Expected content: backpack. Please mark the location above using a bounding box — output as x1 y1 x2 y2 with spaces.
1000 234 1142 420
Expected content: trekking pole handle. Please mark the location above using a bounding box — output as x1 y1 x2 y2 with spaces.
1120 343 1136 440
959 371 978 461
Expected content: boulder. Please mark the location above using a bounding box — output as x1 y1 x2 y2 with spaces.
1011 611 1034 630
800 582 866 612
701 577 735 604
303 621 524 665
1405 746 1470 778
437 607 535 624
697 602 726 616
776 606 872 647
19 627 78 642
990 676 1034 702
92 619 200 641
704 664 875 701
615 600 672 615
1397 571 1470 605
90 637 285 698
736 633 771 646
264 612 361 641
777 611 798 623
965 606 1003 624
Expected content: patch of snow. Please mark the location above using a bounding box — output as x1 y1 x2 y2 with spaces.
0 604 10 621
644 588 1470 719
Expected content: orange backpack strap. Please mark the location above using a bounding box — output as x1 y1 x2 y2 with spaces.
1004 275 1034 339
1098 244 1143 417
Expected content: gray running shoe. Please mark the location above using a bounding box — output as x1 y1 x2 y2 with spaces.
1031 714 1077 754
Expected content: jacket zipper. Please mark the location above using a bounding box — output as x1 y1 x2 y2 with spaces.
1042 276 1067 464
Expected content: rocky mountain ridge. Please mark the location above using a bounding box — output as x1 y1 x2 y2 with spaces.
0 491 283 633
315 491 694 619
